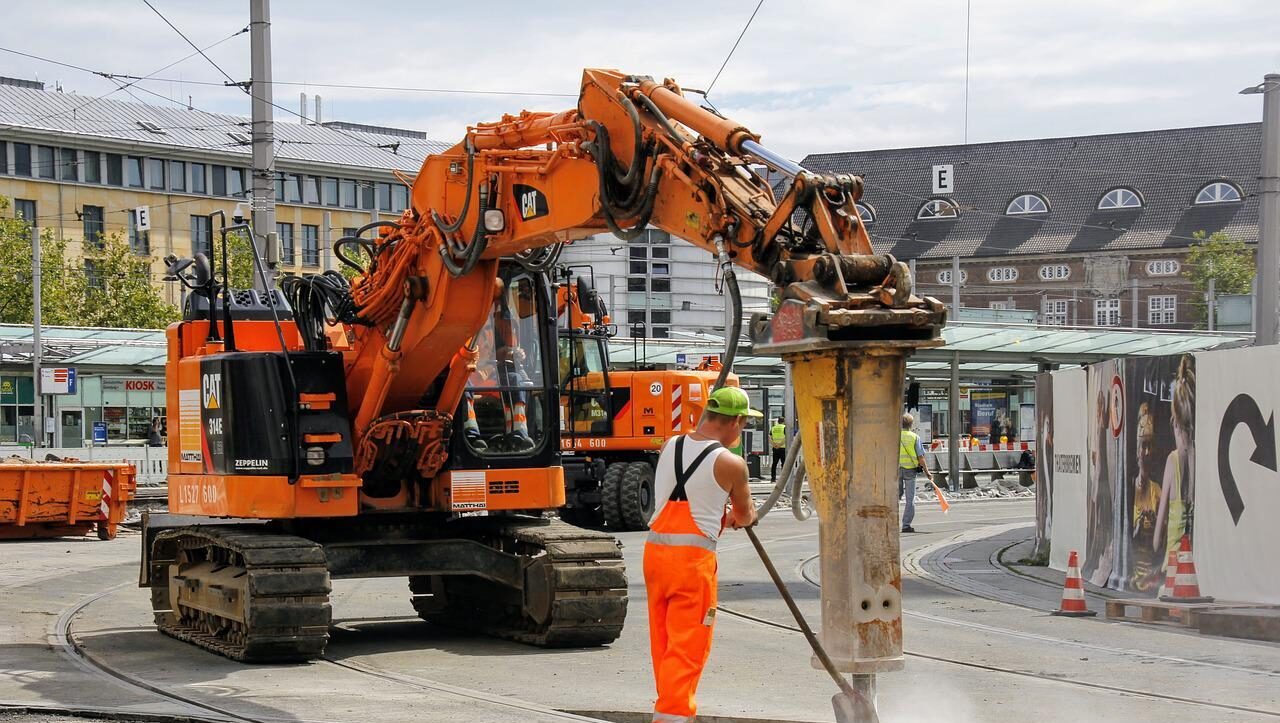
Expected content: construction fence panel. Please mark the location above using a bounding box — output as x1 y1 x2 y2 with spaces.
0 445 167 486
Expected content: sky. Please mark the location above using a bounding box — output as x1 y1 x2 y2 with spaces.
2 0 1279 161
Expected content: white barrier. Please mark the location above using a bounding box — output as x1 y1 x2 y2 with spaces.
1039 345 1280 605
0 445 168 486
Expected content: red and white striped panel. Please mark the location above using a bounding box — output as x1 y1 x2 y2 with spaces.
671 384 683 432
968 442 1032 452
98 469 115 521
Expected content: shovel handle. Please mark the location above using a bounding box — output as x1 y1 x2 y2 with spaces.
744 526 864 701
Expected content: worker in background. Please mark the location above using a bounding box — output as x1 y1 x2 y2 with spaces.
645 386 759 723
769 417 787 483
899 413 932 533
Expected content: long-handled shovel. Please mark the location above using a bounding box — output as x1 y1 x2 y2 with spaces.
744 526 880 723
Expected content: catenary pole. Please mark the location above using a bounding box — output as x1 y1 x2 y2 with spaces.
1255 73 1280 345
32 223 42 449
249 0 276 290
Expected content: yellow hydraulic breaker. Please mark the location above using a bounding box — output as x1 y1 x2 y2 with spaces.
755 266 945 716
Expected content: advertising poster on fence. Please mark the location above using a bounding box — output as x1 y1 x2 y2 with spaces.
1195 346 1279 604
1083 360 1125 588
1121 354 1193 596
1049 368 1088 571
1034 374 1053 558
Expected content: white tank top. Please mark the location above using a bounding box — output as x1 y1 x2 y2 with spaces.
650 436 731 540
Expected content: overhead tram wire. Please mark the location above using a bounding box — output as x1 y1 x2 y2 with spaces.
140 0 241 88
0 30 247 127
705 0 765 97
103 75 578 99
135 11 411 163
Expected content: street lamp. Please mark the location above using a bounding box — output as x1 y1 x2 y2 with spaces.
1241 73 1280 345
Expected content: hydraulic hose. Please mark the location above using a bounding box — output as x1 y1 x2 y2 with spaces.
755 434 803 520
712 250 741 391
632 91 684 146
430 139 476 235
790 458 811 521
440 184 490 277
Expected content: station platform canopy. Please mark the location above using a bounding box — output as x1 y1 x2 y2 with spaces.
607 322 1252 382
0 324 167 371
0 322 1252 382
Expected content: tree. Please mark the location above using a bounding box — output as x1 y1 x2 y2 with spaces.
0 198 179 329
1183 230 1255 328
208 227 257 289
79 232 181 329
0 198 87 326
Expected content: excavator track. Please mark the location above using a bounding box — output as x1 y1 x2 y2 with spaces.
410 520 627 647
149 527 331 663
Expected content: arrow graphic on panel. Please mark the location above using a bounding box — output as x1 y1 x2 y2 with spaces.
1218 393 1277 524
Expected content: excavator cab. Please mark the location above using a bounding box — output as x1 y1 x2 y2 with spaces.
559 331 611 437
453 264 560 467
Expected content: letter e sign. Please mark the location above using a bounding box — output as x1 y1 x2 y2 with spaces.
932 165 954 194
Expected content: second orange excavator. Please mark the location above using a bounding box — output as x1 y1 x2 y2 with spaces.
553 266 741 530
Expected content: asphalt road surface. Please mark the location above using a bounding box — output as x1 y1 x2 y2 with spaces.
2 499 1278 722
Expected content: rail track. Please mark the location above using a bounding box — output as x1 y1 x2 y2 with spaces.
53 586 611 723
713 546 1280 720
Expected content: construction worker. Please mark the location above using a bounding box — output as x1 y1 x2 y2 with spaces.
899 413 932 533
769 417 787 483
645 386 759 723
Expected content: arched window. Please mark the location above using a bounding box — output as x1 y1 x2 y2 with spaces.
1194 181 1242 205
1097 187 1143 210
1038 264 1071 281
855 202 875 225
986 267 1019 283
1006 194 1048 215
916 198 959 221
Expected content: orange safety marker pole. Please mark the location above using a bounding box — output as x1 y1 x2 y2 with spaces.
930 480 950 513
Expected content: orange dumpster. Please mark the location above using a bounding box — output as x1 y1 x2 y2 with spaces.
0 460 136 540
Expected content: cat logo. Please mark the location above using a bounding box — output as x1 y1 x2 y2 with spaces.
201 372 221 410
513 183 549 221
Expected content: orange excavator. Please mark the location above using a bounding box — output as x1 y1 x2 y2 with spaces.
553 266 740 530
140 68 944 663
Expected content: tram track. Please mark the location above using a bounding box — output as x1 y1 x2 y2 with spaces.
712 543 1280 720
52 586 610 723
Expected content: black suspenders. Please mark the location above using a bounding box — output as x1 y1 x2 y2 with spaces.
669 436 723 502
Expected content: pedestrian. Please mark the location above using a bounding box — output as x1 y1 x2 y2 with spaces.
645 386 759 723
899 413 932 533
769 416 787 483
147 418 164 447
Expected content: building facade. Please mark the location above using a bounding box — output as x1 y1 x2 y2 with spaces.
0 79 446 306
799 123 1261 330
559 229 773 341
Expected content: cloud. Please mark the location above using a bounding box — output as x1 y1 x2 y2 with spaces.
4 0 1279 160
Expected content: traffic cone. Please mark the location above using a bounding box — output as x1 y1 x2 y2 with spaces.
1051 550 1097 617
1156 549 1177 599
1159 534 1214 604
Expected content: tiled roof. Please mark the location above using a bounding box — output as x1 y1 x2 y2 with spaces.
795 123 1260 260
0 84 450 174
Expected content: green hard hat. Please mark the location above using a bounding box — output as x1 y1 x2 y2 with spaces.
707 386 763 418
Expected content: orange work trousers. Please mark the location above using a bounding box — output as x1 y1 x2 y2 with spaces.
644 500 719 723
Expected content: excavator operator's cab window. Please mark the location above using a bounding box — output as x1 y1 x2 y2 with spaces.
461 272 553 458
559 333 610 436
